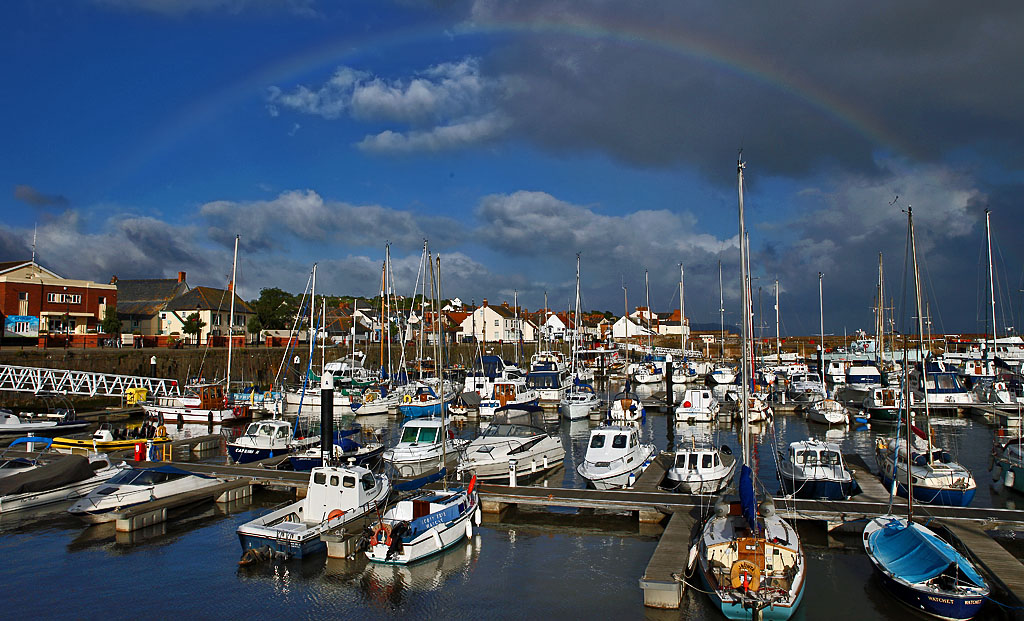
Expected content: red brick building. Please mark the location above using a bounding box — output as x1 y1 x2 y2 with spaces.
0 260 117 338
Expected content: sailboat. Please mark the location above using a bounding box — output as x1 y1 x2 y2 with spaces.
694 158 805 620
864 207 989 616
805 272 849 426
875 206 976 507
560 254 600 420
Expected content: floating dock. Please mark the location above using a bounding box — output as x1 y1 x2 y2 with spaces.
638 511 695 608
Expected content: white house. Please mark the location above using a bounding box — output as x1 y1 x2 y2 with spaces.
459 299 534 343
610 316 656 340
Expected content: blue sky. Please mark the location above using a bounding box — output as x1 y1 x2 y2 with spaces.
2 1 1023 337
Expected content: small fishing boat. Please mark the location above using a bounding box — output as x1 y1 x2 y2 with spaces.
576 424 654 490
804 397 848 426
67 464 224 522
0 453 126 513
226 419 300 464
674 388 720 424
477 377 539 418
863 517 988 620
862 386 909 423
664 435 736 495
142 383 246 424
52 423 173 455
456 405 564 482
383 417 466 478
237 463 390 559
777 439 860 500
365 474 480 565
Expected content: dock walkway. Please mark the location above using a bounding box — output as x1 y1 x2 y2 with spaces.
941 521 1024 613
639 511 696 608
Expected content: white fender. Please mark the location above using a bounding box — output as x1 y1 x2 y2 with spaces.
466 519 473 539
1006 469 1016 489
431 528 443 550
687 543 699 571
474 507 482 526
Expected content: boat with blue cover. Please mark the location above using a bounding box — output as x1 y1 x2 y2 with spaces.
863 517 988 619
365 472 480 565
288 427 385 471
398 379 456 419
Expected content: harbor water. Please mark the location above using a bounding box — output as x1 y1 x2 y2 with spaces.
1 392 1020 620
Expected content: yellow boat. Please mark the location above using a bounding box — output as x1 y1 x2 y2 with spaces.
52 423 172 455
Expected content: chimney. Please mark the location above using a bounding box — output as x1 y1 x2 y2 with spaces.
228 280 233 292
110 275 118 284
178 271 186 283
482 298 488 307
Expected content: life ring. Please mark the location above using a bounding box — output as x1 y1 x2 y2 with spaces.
373 523 392 547
402 394 413 404
327 508 346 521
364 392 377 403
155 425 168 439
730 560 761 591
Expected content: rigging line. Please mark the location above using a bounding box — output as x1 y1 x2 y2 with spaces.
274 268 314 387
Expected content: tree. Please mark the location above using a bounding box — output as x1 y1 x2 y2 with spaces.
247 314 262 345
250 287 297 330
182 312 206 346
101 307 122 335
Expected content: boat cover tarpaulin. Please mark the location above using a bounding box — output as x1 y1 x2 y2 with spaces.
870 520 986 587
395 468 446 492
0 455 94 496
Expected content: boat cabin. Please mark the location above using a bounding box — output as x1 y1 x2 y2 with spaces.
587 426 642 463
825 360 849 384
303 465 380 522
679 389 716 411
525 371 563 391
486 380 527 407
845 365 881 387
240 420 292 443
181 384 226 409
788 440 843 469
674 447 725 473
396 419 447 447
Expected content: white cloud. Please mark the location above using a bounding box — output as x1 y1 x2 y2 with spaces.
357 113 511 153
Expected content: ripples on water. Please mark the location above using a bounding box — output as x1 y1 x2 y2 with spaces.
0 389 1019 619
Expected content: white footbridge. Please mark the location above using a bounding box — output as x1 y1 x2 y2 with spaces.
0 364 181 398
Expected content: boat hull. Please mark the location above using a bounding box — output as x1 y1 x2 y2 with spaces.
779 475 860 500
228 445 288 464
879 472 976 507
288 444 385 471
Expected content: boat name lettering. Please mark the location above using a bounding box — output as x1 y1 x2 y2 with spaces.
926 596 954 605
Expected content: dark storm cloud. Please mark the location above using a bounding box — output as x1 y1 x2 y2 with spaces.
13 185 70 208
466 1 1024 179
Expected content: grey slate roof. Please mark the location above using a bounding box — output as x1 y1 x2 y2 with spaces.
165 286 253 314
116 279 188 317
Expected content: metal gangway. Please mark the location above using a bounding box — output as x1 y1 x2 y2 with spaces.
0 364 181 398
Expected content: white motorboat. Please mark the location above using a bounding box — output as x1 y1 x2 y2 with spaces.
787 373 826 404
237 463 390 559
674 388 720 424
143 383 246 424
804 398 848 426
839 364 883 402
0 454 126 513
0 409 89 436
366 482 480 565
665 437 736 495
876 436 976 507
559 382 600 420
862 386 909 424
384 417 466 477
576 424 654 490
67 464 224 522
709 365 737 385
227 419 315 464
456 406 564 482
910 361 972 409
778 439 860 500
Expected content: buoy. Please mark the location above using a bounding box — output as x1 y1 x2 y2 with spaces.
1006 469 1016 489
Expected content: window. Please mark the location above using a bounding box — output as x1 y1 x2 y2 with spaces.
702 454 713 468
342 476 356 488
314 472 326 485
361 473 376 491
18 292 27 300
494 320 499 327
612 434 627 449
590 435 605 449
330 475 340 487
418 427 439 443
98 296 106 305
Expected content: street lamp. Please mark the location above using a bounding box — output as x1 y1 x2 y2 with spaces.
63 286 70 347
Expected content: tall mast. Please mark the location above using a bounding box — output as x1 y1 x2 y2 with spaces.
623 285 629 380
226 234 239 389
877 253 885 365
737 158 751 465
774 279 780 364
309 263 317 364
573 254 582 376
908 206 933 465
644 269 652 352
514 289 520 366
819 272 826 395
985 209 998 358
719 259 725 359
679 264 685 356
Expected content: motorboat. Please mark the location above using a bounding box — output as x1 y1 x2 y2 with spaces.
67 464 223 522
288 427 385 471
862 386 909 423
839 364 883 402
398 379 456 419
674 388 720 424
52 423 173 456
910 361 972 409
607 387 645 422
576 424 655 490
665 436 736 495
525 368 569 404
366 480 480 565
559 381 600 420
786 373 826 405
143 383 248 424
456 406 564 482
804 398 848 426
351 386 401 416
863 517 989 620
632 361 664 384
0 437 48 479
777 439 860 500
0 453 126 513
876 436 976 506
709 365 737 385
824 360 849 386
477 378 539 418
383 417 466 478
696 469 806 620
462 355 524 398
237 463 390 559
0 408 89 436
227 419 315 464
745 395 773 424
